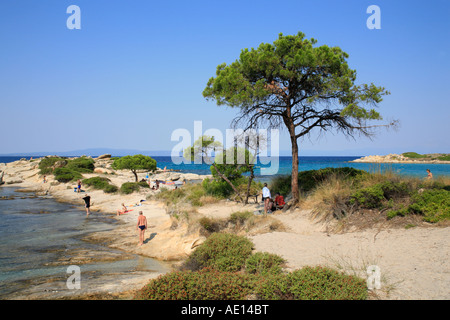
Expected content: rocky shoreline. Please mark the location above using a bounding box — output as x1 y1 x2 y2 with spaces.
351 153 450 164
0 156 215 299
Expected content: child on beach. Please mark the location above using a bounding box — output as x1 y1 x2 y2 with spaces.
137 211 147 246
77 179 82 193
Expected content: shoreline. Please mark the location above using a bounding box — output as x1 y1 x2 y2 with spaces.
1 157 449 300
351 153 450 164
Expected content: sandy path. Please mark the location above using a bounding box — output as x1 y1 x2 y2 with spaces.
249 211 450 300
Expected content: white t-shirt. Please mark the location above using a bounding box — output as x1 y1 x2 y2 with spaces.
262 186 271 198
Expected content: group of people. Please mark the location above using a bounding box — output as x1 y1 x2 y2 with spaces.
261 183 285 214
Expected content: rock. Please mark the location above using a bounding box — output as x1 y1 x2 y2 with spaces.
96 154 112 160
94 168 113 174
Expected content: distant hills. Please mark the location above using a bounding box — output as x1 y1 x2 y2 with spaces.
0 148 172 157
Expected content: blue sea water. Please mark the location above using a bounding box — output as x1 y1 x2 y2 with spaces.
0 155 448 298
1 155 449 179
0 186 170 299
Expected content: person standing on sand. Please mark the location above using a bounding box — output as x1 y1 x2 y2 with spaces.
261 183 271 214
137 211 147 246
77 179 82 193
426 169 433 179
82 194 91 216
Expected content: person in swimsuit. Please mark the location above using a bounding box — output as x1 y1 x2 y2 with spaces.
82 194 91 216
77 179 82 193
116 203 128 216
426 169 433 179
136 211 147 246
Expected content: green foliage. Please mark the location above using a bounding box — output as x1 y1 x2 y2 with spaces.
270 167 368 197
437 155 450 161
350 181 411 209
38 157 67 175
387 189 450 222
202 178 234 198
211 147 255 181
65 156 95 173
402 152 427 159
53 167 83 183
134 267 258 300
184 233 253 272
120 182 141 195
245 252 285 276
112 154 157 181
82 176 118 193
186 184 207 206
298 167 368 193
229 211 254 225
255 266 367 300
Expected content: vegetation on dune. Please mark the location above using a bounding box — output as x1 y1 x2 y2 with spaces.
135 233 367 300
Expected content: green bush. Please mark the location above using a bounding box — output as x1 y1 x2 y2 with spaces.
402 152 427 159
53 167 82 183
138 181 150 188
83 176 118 193
186 184 207 206
245 252 285 276
202 178 233 198
437 155 450 161
298 167 368 193
229 211 254 225
270 167 368 197
134 267 258 300
38 157 67 175
388 189 450 222
255 266 367 300
120 182 141 194
184 233 253 272
65 157 95 173
350 181 411 209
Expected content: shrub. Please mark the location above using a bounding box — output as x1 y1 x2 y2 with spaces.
270 168 368 197
298 167 368 193
65 157 95 173
437 155 450 161
245 252 285 276
83 176 118 193
255 266 367 300
350 180 411 209
53 167 82 183
388 189 450 222
186 184 207 206
120 182 141 194
38 157 67 175
183 233 253 272
202 178 234 198
402 152 426 159
229 211 254 225
138 181 150 188
134 267 258 300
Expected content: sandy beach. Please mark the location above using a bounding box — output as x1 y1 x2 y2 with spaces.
1 157 449 300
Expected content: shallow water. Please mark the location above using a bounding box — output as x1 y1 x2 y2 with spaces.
0 187 171 299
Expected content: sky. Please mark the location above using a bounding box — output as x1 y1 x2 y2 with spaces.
0 0 449 156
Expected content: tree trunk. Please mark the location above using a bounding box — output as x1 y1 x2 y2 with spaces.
244 166 255 205
290 135 299 204
132 170 138 182
286 120 300 204
211 163 244 202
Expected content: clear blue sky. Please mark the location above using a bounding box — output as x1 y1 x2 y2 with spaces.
1 0 449 156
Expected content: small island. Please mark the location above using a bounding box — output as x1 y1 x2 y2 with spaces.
352 152 450 164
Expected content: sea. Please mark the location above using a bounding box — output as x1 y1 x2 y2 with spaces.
0 155 448 299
